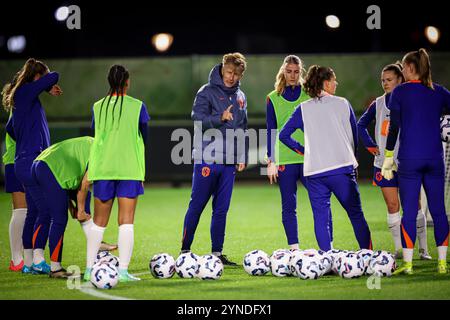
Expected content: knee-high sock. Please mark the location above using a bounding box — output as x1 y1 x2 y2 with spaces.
9 208 27 265
416 210 428 252
437 246 448 261
387 212 402 251
118 224 134 270
86 223 105 269
81 219 93 239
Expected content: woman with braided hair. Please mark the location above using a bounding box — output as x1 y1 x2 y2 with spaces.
84 64 150 282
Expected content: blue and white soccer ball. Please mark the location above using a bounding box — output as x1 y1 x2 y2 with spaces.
317 250 333 275
338 252 365 279
367 250 397 277
327 249 349 274
95 252 119 268
290 251 321 280
440 115 450 142
243 250 271 276
196 254 223 280
149 253 176 279
270 249 292 277
175 252 199 278
356 249 374 274
90 263 119 289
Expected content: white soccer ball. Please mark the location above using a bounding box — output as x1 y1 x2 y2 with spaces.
317 250 333 275
368 250 397 277
327 249 348 274
149 253 176 279
270 249 292 277
95 253 119 268
338 252 365 279
356 249 374 274
90 263 119 289
175 252 199 278
243 250 271 276
441 115 450 142
196 254 223 280
290 251 321 280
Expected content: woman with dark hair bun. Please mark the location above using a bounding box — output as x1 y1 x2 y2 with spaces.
382 48 450 274
357 63 431 260
280 65 372 252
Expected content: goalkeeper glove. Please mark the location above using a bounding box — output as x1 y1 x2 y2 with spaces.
381 149 397 180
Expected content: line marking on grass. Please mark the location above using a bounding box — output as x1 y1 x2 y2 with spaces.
78 280 138 300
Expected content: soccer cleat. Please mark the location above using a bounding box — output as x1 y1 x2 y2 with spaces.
98 241 118 252
437 260 447 274
49 268 73 279
32 261 51 274
419 249 432 260
394 250 402 259
393 262 413 275
83 268 92 282
22 265 37 274
118 269 141 282
217 254 238 266
9 260 24 272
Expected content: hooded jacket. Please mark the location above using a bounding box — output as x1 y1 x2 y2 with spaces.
191 64 248 164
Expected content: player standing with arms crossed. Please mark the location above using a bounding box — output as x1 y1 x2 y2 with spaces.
357 63 431 260
266 55 333 250
180 53 248 265
382 49 450 274
280 65 372 251
84 65 149 282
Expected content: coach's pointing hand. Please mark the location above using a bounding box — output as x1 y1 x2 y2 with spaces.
221 105 233 122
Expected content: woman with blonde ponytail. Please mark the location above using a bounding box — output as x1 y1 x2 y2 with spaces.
265 56 333 250
2 58 62 274
381 48 450 274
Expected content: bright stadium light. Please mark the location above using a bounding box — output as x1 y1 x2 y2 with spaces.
55 6 69 21
425 26 440 44
152 33 174 52
7 35 26 53
326 15 340 29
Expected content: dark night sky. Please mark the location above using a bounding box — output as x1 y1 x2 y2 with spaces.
0 1 449 59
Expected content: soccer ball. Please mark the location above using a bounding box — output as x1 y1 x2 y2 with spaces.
90 263 119 289
289 249 303 277
243 250 271 276
175 252 199 278
440 115 450 142
327 249 348 274
356 249 374 274
95 253 119 268
368 250 397 277
338 252 365 279
290 251 321 280
317 250 333 275
196 254 223 280
149 253 176 279
270 249 292 277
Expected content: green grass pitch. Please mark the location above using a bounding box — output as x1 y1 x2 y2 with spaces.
0 182 449 300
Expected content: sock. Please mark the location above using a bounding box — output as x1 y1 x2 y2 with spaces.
387 212 402 251
24 249 33 267
437 246 448 261
118 224 134 270
403 248 414 263
330 241 334 250
212 251 221 257
80 218 93 239
51 261 62 272
416 210 428 252
33 248 45 265
86 223 105 269
289 244 299 250
9 208 27 265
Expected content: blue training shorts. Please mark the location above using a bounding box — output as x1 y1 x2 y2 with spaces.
93 180 144 201
4 164 25 193
373 167 398 188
